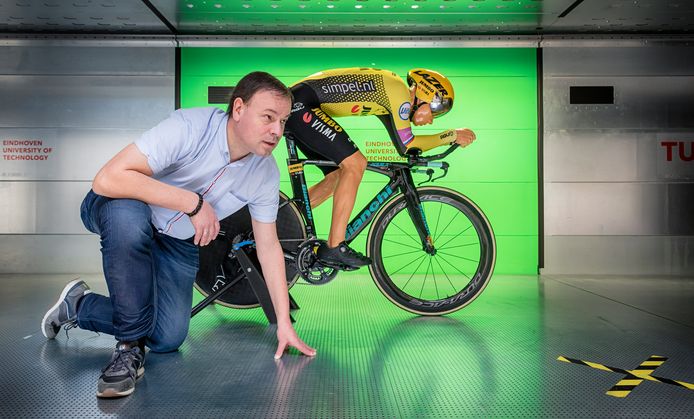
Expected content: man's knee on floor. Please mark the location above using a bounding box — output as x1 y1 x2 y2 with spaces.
146 329 187 353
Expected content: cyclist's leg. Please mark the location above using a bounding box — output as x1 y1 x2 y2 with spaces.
304 147 370 268
308 170 340 208
292 136 365 246
285 84 363 239
286 84 343 209
328 151 367 246
285 85 369 266
291 142 340 208
296 144 367 248
318 150 371 268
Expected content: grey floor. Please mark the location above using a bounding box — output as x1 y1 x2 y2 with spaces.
2 273 694 418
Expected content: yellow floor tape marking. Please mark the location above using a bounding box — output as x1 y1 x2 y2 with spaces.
604 356 664 398
557 355 694 398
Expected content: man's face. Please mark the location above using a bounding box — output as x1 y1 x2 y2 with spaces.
231 89 291 157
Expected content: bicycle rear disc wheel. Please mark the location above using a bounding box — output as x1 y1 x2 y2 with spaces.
193 192 306 308
367 186 496 315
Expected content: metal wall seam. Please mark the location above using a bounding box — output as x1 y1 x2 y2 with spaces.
0 34 176 48
174 35 694 48
2 34 693 49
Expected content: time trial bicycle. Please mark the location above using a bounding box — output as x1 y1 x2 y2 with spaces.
194 136 496 315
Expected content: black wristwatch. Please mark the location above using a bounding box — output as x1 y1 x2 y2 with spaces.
186 192 204 217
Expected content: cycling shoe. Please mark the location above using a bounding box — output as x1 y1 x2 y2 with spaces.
316 241 371 270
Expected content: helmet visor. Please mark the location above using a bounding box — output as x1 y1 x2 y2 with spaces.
429 94 452 117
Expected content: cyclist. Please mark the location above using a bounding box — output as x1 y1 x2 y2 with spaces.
284 67 476 269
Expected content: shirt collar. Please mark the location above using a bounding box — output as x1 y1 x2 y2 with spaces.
219 112 231 162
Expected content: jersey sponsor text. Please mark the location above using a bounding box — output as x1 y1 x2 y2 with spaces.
321 80 376 94
304 108 345 142
292 102 305 113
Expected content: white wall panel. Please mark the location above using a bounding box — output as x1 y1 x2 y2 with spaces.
0 181 92 234
545 131 694 183
0 46 173 75
544 76 694 131
543 46 694 275
0 42 174 273
0 75 173 129
544 236 694 276
1 128 143 180
542 47 694 77
545 182 665 236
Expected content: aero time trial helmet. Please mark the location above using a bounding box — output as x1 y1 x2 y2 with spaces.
406 68 454 117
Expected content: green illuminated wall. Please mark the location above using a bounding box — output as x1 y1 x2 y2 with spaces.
181 48 538 274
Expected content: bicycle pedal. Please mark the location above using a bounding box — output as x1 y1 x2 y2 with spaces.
318 260 358 271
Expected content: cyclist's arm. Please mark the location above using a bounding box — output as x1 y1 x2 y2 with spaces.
378 113 459 154
409 128 477 152
405 130 459 153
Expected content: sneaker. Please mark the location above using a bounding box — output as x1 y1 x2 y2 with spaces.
317 241 372 269
97 342 145 398
41 279 90 339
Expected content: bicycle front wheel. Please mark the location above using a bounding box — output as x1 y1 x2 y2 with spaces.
367 186 496 315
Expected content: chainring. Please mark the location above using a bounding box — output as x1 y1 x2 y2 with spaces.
295 239 338 285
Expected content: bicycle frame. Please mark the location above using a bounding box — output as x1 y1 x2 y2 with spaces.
283 136 443 253
194 137 492 316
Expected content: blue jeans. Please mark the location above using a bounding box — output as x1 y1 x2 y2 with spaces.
76 190 199 353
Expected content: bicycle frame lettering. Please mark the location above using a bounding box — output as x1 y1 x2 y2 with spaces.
345 184 395 241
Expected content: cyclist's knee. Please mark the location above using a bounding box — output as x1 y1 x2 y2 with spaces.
341 152 367 174
324 169 341 183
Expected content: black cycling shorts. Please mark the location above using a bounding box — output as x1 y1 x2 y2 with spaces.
284 83 359 175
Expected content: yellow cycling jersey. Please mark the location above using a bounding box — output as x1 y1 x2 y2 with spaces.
292 68 455 155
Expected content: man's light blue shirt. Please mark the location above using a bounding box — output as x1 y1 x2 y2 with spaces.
135 107 279 240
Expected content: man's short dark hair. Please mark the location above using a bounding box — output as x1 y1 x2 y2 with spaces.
226 71 292 114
